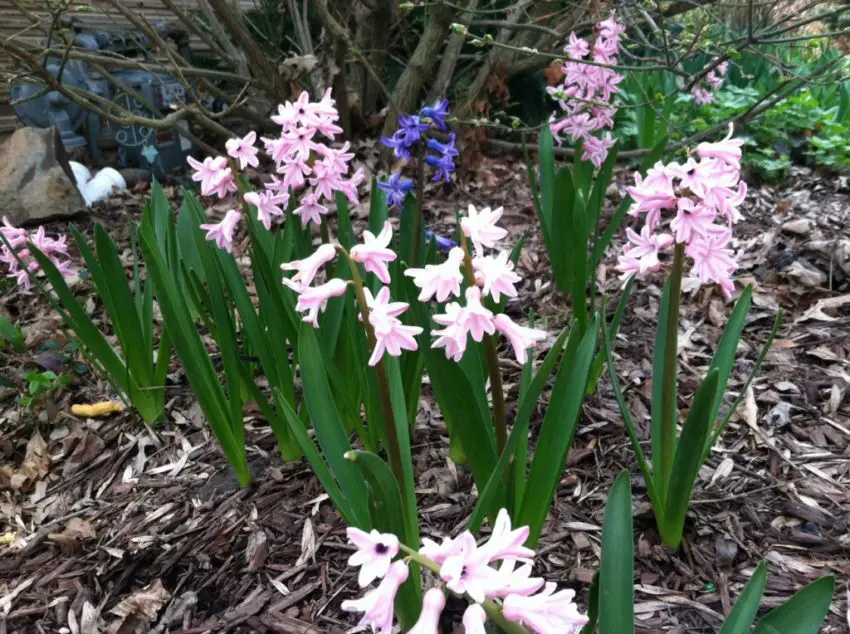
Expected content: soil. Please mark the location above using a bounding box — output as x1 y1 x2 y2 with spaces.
1 154 849 634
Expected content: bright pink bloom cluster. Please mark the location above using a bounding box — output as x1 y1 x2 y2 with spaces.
0 217 73 290
691 59 729 105
548 14 624 167
189 90 364 252
281 221 422 366
342 510 589 634
617 125 746 296
406 205 546 364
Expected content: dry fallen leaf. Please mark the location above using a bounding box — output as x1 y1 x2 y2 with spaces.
0 431 50 492
48 517 97 551
108 579 170 633
295 518 316 566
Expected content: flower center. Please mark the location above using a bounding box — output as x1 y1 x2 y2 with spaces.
375 543 389 555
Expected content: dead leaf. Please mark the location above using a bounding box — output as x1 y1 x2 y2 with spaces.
48 517 97 551
63 427 106 474
798 294 850 322
0 432 50 492
295 518 316 566
108 579 170 632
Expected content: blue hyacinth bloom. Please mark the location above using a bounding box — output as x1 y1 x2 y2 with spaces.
377 171 414 208
426 132 459 160
381 131 413 161
424 230 457 250
397 114 431 145
420 99 450 130
425 154 456 183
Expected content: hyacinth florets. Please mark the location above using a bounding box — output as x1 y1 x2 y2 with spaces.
282 203 545 366
0 218 73 290
617 125 746 296
691 59 730 105
188 89 365 250
379 99 458 208
342 510 589 634
548 14 625 167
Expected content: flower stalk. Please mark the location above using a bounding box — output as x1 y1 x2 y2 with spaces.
659 242 685 495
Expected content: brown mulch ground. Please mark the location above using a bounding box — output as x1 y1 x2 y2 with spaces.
1 154 849 634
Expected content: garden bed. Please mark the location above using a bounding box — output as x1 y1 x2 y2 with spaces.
1 157 849 633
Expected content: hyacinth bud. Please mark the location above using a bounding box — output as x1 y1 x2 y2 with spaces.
450 23 468 35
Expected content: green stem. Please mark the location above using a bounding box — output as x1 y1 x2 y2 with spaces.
412 145 425 267
459 233 507 457
338 246 407 505
397 544 530 634
659 243 685 493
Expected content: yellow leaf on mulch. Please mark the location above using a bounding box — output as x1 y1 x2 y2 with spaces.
0 432 50 492
71 401 124 418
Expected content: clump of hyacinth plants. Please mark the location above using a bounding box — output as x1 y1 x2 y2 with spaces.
604 125 781 550
343 510 588 634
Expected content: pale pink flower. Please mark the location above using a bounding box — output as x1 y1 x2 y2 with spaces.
439 533 506 603
282 127 318 161
225 131 260 170
431 302 468 362
277 157 312 191
564 32 589 59
280 244 337 290
479 509 535 562
1 217 27 248
316 141 355 174
551 112 594 143
404 247 465 302
350 221 397 284
493 314 547 365
364 287 422 366
461 205 508 253
207 165 237 199
695 126 744 170
341 560 409 634
293 191 329 227
407 588 445 634
338 167 365 205
473 251 520 302
244 190 287 230
685 230 737 297
187 155 234 198
503 582 589 634
310 155 347 202
488 559 545 599
200 209 242 253
294 278 348 326
346 527 399 587
271 91 325 132
419 535 462 565
583 131 615 168
616 254 648 281
692 86 714 105
598 13 625 39
622 225 673 273
671 198 716 244
462 604 488 634
460 287 495 342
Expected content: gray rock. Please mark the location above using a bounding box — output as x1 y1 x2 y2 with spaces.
0 127 86 226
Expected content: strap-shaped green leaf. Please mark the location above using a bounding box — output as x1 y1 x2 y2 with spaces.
753 575 834 634
717 560 767 634
599 470 634 634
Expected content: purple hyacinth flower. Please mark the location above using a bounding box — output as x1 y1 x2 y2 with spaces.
426 132 459 159
377 171 414 208
381 130 412 161
397 114 430 146
424 230 457 251
420 99 450 130
425 154 456 183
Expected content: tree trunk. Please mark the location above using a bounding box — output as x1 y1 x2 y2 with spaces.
381 4 455 137
354 0 394 116
428 0 479 102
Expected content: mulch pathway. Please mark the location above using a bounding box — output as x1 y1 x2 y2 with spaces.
1 154 848 633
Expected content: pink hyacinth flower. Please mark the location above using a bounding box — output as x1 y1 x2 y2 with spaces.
310 155 347 202
293 191 329 227
295 278 348 327
338 167 365 205
404 247 465 302
271 91 324 131
341 560 409 634
623 225 673 273
692 86 714 105
364 287 422 366
439 533 506 603
419 535 462 565
695 126 744 170
200 209 242 253
1 217 27 248
461 205 508 253
479 508 535 562
685 231 738 297
564 32 589 59
473 251 521 302
493 314 547 365
225 131 260 170
488 559 545 599
462 604 488 634
280 243 337 291
277 157 312 191
431 302 468 362
460 287 495 342
502 582 589 634
582 132 615 168
244 190 287 230
350 221 397 285
187 155 230 197
407 588 445 634
671 197 716 244
346 527 400 588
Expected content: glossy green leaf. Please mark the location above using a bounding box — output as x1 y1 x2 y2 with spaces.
579 571 600 634
599 470 634 634
753 575 834 634
706 286 752 426
717 561 767 634
651 278 675 499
